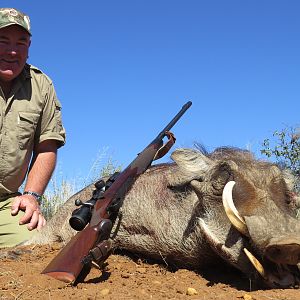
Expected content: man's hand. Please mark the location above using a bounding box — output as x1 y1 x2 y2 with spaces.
10 140 57 232
11 194 46 230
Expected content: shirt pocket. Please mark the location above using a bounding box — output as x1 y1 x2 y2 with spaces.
17 112 40 150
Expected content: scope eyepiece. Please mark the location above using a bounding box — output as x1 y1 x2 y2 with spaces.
69 201 94 231
69 174 120 231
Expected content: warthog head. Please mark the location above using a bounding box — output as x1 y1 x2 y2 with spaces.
171 147 300 288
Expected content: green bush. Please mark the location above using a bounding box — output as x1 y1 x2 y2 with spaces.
261 127 300 178
261 126 300 218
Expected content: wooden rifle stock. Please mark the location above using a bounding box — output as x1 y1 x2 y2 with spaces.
42 101 192 283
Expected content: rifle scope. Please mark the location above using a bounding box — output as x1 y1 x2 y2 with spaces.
69 173 120 231
69 179 106 231
69 199 95 231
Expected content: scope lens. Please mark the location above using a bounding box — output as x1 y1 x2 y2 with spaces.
69 215 87 231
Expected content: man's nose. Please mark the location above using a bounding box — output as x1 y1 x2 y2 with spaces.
6 46 18 55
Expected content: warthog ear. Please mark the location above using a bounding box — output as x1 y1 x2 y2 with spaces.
168 148 213 187
171 148 212 175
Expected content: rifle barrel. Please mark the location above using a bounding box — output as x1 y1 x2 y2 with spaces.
159 101 192 137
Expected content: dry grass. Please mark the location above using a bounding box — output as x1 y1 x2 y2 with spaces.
42 148 121 219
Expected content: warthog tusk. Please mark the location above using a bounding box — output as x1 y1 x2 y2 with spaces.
222 181 249 237
243 248 267 279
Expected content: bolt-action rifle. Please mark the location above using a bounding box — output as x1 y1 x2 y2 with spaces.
42 101 192 284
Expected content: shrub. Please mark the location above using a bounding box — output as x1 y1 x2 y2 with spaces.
261 126 300 217
261 127 300 179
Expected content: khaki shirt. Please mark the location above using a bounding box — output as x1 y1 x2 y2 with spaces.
0 64 66 194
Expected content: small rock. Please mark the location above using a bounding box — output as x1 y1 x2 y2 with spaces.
51 244 61 251
186 287 198 296
100 288 110 296
139 289 149 296
243 294 253 300
136 267 147 274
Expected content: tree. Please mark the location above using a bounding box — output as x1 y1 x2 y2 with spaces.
261 126 300 191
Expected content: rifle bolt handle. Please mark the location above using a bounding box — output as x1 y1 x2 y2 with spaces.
75 199 83 206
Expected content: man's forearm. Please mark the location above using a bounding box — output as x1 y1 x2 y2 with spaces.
24 140 58 195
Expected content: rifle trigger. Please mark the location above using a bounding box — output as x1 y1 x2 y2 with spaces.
107 197 122 214
89 239 113 266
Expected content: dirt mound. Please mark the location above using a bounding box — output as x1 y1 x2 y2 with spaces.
0 244 299 300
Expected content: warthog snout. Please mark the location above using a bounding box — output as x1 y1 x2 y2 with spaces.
266 236 300 265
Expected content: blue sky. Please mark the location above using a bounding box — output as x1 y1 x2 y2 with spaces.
5 1 300 182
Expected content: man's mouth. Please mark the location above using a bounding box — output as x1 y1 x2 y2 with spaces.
1 59 18 64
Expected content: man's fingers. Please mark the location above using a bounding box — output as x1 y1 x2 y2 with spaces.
26 211 46 231
12 194 45 230
26 210 39 230
37 214 46 230
20 207 34 225
11 197 21 216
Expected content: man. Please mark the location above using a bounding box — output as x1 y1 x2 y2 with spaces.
0 8 66 247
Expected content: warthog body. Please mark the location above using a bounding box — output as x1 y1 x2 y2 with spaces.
28 147 300 288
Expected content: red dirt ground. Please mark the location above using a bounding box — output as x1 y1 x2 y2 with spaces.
0 243 300 300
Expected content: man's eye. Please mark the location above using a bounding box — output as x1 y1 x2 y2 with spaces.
17 42 29 48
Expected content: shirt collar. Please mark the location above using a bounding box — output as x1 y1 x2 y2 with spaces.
21 63 32 80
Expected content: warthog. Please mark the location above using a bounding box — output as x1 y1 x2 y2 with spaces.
28 147 300 288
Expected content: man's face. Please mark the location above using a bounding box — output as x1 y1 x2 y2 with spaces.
0 25 30 82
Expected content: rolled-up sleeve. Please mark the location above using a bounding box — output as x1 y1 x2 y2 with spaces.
36 82 66 148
